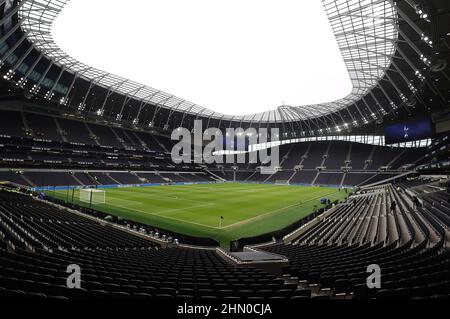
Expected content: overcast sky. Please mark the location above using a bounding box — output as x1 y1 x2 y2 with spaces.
52 0 352 116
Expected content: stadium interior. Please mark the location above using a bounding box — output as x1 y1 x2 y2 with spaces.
0 0 450 303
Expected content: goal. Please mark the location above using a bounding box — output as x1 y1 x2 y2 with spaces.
275 180 290 185
80 188 106 205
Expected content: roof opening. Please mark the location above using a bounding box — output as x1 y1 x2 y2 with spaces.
52 0 353 116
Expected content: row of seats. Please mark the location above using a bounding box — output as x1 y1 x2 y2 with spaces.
265 141 423 171
211 169 400 187
0 110 171 153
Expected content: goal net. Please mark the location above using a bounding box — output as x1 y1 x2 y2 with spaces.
80 189 106 205
275 180 290 185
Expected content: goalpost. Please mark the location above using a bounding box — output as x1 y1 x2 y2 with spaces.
80 188 106 205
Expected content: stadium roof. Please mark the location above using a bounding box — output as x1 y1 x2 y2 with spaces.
18 0 398 122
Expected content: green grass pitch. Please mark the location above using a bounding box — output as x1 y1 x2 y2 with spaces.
48 183 348 246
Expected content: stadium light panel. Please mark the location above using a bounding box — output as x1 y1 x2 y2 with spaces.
52 0 352 117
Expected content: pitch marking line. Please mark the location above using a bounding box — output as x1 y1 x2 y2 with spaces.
107 196 216 215
65 187 341 231
107 192 336 229
105 201 219 229
157 203 216 215
221 191 339 229
104 190 339 230
96 187 235 206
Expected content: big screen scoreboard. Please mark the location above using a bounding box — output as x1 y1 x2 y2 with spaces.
384 117 434 145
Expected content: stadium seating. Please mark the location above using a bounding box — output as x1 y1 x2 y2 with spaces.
86 123 123 148
314 173 343 186
24 112 63 142
57 118 94 145
301 142 330 169
2 178 449 299
262 183 450 298
0 189 301 299
276 143 309 169
0 111 25 137
290 171 318 185
0 97 438 302
24 172 81 187
0 172 30 186
265 170 296 183
347 143 373 170
323 141 350 169
108 173 142 185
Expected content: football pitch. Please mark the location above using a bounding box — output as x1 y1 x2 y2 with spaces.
48 183 348 245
